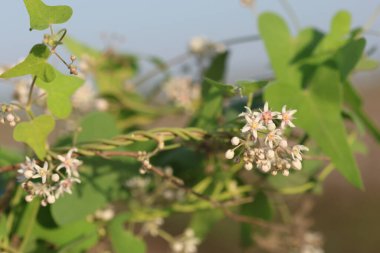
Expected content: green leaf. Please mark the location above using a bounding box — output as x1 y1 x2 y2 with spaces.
190 209 223 239
335 38 366 79
343 82 380 142
258 12 300 84
0 44 55 82
36 68 84 118
0 214 7 242
77 112 119 143
192 52 229 130
13 115 55 160
265 66 363 188
330 11 351 39
23 0 73 30
108 214 146 253
237 80 268 96
51 172 113 226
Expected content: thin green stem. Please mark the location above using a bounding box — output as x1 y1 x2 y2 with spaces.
18 200 40 252
317 163 334 182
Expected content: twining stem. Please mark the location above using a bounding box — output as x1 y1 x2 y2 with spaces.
317 163 335 182
26 76 37 107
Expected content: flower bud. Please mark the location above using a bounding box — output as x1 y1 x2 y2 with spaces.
267 122 276 131
279 139 288 148
24 170 34 179
225 149 235 159
282 170 290 176
51 173 60 182
244 162 253 171
292 159 302 170
70 55 77 62
41 200 47 207
6 113 15 122
267 150 275 159
47 195 56 204
231 137 240 146
25 195 34 202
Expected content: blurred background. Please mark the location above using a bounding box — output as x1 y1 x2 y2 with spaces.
1 1 380 252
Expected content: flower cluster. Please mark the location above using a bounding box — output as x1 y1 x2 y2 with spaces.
0 104 20 127
17 149 82 206
163 77 200 112
188 36 226 56
171 229 201 253
225 102 308 176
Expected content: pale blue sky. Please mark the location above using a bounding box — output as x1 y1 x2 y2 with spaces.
1 0 379 82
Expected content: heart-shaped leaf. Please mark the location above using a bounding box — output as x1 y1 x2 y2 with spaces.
13 115 55 160
36 68 84 119
23 0 73 31
0 44 55 82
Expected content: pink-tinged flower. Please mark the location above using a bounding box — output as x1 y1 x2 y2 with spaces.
239 106 260 119
241 116 265 139
56 148 82 177
278 105 297 128
260 102 277 125
32 162 49 184
265 129 283 148
291 145 309 161
17 157 37 182
55 177 81 198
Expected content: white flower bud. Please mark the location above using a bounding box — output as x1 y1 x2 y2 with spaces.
267 122 276 131
225 149 235 159
292 159 302 170
279 139 288 148
282 170 290 176
41 200 47 207
51 173 60 182
261 164 270 172
267 150 275 159
231 137 240 146
9 121 16 127
47 195 56 204
24 170 34 178
244 162 253 171
271 170 278 175
6 113 15 122
25 195 34 202
0 117 4 124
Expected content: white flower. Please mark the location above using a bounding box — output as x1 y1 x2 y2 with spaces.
142 218 164 237
56 148 82 177
55 177 81 198
241 116 265 139
32 162 49 184
265 129 282 148
291 145 309 161
17 157 37 182
172 229 200 253
260 102 277 125
278 105 297 128
94 207 115 222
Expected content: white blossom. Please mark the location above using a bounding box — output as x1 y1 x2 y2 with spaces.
32 162 49 184
56 148 82 177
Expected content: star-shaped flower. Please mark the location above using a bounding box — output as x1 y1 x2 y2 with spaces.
32 161 49 184
56 148 82 177
278 105 297 128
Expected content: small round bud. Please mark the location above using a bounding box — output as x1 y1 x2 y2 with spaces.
9 121 16 127
244 162 253 171
292 159 302 170
69 66 78 75
0 117 5 124
231 137 240 146
41 200 47 207
261 164 270 172
47 195 56 204
6 113 15 122
24 170 34 179
267 122 276 131
279 140 288 148
25 195 34 202
139 168 147 174
51 173 60 182
70 55 77 62
225 149 235 159
282 170 290 176
267 150 275 159
271 170 278 176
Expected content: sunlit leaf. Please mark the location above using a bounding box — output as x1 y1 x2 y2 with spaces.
23 0 73 30
13 115 55 160
265 66 363 188
0 44 55 82
36 68 84 119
